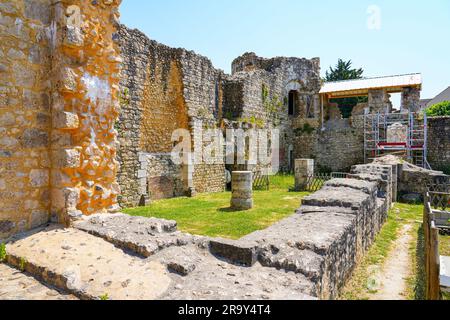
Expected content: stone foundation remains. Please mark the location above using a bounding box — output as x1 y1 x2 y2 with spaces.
65 157 398 300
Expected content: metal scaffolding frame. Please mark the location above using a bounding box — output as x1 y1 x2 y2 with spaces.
364 111 430 169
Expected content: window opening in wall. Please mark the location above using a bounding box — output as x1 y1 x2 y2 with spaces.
288 90 298 116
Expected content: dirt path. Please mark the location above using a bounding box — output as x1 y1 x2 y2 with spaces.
370 224 413 300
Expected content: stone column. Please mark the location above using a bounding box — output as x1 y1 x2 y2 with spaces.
401 87 421 113
295 159 314 191
231 171 253 210
368 89 392 114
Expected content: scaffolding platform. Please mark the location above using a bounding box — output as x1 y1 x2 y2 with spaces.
364 112 430 169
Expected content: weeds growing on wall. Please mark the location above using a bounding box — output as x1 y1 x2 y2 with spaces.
19 257 27 272
100 293 110 300
262 84 284 126
294 123 316 136
0 243 6 262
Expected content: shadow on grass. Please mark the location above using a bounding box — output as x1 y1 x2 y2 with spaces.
415 224 426 300
217 207 250 213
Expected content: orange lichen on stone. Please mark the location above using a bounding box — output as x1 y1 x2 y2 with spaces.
50 0 122 224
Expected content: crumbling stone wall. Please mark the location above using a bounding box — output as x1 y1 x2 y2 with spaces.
228 52 322 170
293 121 365 172
401 87 421 113
118 26 226 207
0 0 122 239
139 153 185 201
0 0 53 238
372 155 449 200
428 116 450 173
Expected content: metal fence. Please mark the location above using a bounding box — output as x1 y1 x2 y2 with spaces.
302 172 349 192
428 183 450 211
253 171 270 191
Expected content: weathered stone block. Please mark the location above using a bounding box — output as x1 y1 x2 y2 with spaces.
209 238 258 267
0 220 15 234
29 169 49 187
52 149 81 168
64 26 84 47
53 111 79 130
295 159 314 191
230 171 253 210
24 0 50 24
30 210 49 229
59 68 78 93
52 187 80 211
21 129 48 148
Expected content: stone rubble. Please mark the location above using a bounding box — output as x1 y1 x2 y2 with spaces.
0 264 77 300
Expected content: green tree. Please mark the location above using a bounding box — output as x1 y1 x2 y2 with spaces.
325 59 367 118
426 101 450 117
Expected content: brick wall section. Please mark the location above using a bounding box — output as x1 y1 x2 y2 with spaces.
428 116 450 173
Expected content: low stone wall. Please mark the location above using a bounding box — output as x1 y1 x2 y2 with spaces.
210 161 396 299
293 124 364 172
371 155 449 200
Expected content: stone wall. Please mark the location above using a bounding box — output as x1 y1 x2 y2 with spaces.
372 155 449 200
210 160 397 299
428 116 450 173
229 52 322 170
117 25 227 207
1 0 122 239
139 153 185 201
293 121 364 172
0 0 53 238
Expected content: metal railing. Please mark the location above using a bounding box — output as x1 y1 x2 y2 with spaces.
302 172 349 192
253 171 270 191
428 183 450 212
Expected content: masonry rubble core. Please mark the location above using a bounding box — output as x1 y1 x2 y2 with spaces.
0 0 450 301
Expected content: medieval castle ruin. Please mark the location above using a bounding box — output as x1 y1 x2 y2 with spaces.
0 0 449 301
1 0 450 240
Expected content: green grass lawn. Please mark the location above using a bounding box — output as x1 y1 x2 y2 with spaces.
124 174 308 239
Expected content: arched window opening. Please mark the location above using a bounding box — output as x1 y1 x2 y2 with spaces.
288 90 298 116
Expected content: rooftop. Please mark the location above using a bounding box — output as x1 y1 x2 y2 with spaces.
426 86 450 107
320 73 422 98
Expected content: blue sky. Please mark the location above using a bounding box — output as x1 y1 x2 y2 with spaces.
120 0 450 103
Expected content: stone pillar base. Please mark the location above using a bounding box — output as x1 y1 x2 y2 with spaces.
231 171 253 210
295 159 314 191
